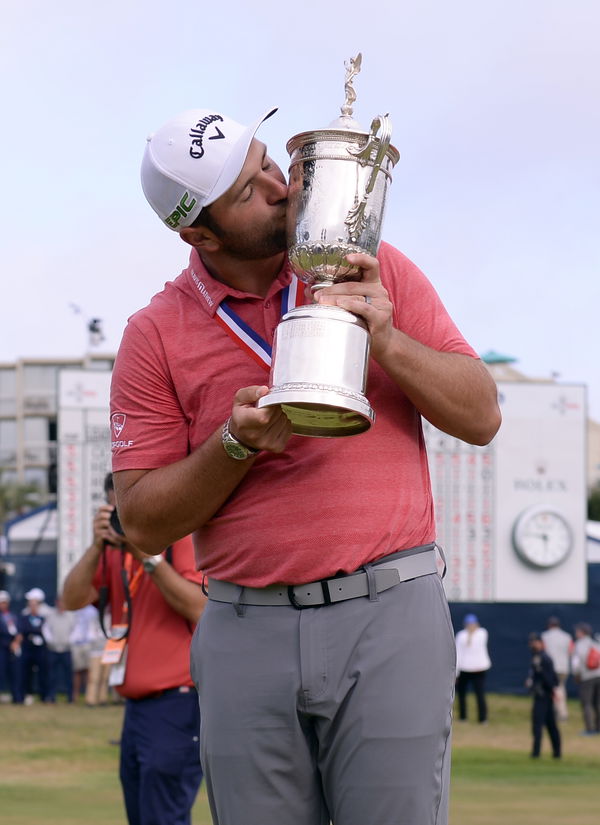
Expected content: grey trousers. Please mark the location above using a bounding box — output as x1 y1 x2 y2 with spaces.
190 571 455 825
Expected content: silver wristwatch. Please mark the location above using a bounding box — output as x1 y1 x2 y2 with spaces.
142 555 163 574
221 418 260 460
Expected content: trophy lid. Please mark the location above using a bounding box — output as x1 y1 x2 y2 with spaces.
327 53 365 132
286 52 398 161
286 53 370 154
285 52 369 155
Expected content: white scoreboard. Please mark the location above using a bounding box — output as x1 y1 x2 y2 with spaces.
57 370 111 586
424 382 587 603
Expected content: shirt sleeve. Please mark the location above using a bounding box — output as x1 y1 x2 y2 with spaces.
110 315 190 471
378 242 479 358
169 535 204 585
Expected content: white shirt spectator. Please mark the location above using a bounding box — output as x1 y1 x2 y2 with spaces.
43 607 76 652
455 626 491 673
541 625 572 676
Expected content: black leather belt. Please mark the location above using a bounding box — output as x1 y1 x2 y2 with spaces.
132 686 194 702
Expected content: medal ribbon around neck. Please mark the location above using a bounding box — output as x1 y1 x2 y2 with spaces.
214 274 304 371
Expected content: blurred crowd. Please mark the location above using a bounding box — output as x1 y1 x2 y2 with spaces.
3 585 599 757
454 612 600 758
0 587 115 706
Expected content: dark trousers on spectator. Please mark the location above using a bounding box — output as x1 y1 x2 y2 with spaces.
531 693 561 757
578 676 600 733
0 646 20 702
120 688 203 825
47 650 74 702
20 645 49 702
456 669 488 722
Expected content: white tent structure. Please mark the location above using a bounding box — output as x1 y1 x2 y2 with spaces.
4 505 57 555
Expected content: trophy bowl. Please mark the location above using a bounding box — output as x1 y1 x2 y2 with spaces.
287 118 399 287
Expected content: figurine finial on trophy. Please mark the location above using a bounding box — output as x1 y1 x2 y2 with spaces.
341 53 362 117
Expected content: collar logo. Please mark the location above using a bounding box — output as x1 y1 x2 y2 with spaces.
189 114 225 159
111 413 126 438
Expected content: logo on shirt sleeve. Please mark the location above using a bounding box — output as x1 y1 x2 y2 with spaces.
111 413 134 449
111 413 126 438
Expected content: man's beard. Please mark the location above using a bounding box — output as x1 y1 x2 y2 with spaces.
217 220 287 261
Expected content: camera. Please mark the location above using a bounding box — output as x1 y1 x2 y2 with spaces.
109 508 125 536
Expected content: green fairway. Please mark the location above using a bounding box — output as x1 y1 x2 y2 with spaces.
0 700 212 825
451 694 600 825
0 693 598 824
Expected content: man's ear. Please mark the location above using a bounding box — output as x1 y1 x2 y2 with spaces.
180 225 221 252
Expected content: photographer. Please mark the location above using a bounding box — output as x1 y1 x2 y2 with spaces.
62 473 206 825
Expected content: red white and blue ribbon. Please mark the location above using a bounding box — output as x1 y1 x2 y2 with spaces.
214 274 304 371
280 272 305 317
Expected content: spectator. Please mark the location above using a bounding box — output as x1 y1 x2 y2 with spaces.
70 603 98 700
62 473 206 825
572 622 600 735
80 605 112 706
526 632 561 759
43 595 76 703
541 616 572 721
455 613 492 723
0 590 21 703
22 586 52 618
17 588 50 704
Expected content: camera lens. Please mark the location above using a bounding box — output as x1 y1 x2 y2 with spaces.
109 508 125 536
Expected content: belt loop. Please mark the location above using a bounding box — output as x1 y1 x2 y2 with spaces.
232 586 247 617
362 562 378 601
435 543 447 579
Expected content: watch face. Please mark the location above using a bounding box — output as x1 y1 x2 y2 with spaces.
222 418 258 460
512 505 573 568
223 438 252 460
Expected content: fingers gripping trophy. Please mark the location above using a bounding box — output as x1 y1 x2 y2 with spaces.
257 53 400 437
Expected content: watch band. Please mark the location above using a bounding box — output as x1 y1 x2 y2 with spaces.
142 555 163 574
221 418 261 460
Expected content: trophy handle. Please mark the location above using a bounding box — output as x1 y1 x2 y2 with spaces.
344 114 392 242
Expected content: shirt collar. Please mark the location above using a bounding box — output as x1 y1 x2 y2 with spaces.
184 248 295 317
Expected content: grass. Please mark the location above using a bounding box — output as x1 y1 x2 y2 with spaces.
0 693 598 824
451 693 600 824
0 699 212 825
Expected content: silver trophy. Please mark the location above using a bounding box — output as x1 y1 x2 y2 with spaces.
258 54 400 437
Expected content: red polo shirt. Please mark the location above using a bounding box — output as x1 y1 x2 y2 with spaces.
92 536 202 699
111 242 478 586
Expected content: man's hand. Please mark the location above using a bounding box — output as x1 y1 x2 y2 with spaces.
310 252 501 446
92 505 124 549
312 253 394 362
229 385 293 453
112 385 294 554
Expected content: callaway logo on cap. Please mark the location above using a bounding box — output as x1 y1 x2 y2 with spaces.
141 106 278 231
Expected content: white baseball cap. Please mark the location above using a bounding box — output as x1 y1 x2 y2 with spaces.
0 590 10 602
141 106 278 231
25 587 45 602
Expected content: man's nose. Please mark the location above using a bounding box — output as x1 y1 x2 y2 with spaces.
265 175 288 203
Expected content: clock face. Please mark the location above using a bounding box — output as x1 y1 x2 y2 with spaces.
512 506 573 569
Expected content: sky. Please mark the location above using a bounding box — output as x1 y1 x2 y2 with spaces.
1 0 599 417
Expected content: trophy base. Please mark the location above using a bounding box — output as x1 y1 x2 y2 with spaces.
257 383 375 437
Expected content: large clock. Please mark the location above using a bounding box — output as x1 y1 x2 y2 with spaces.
512 505 573 569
